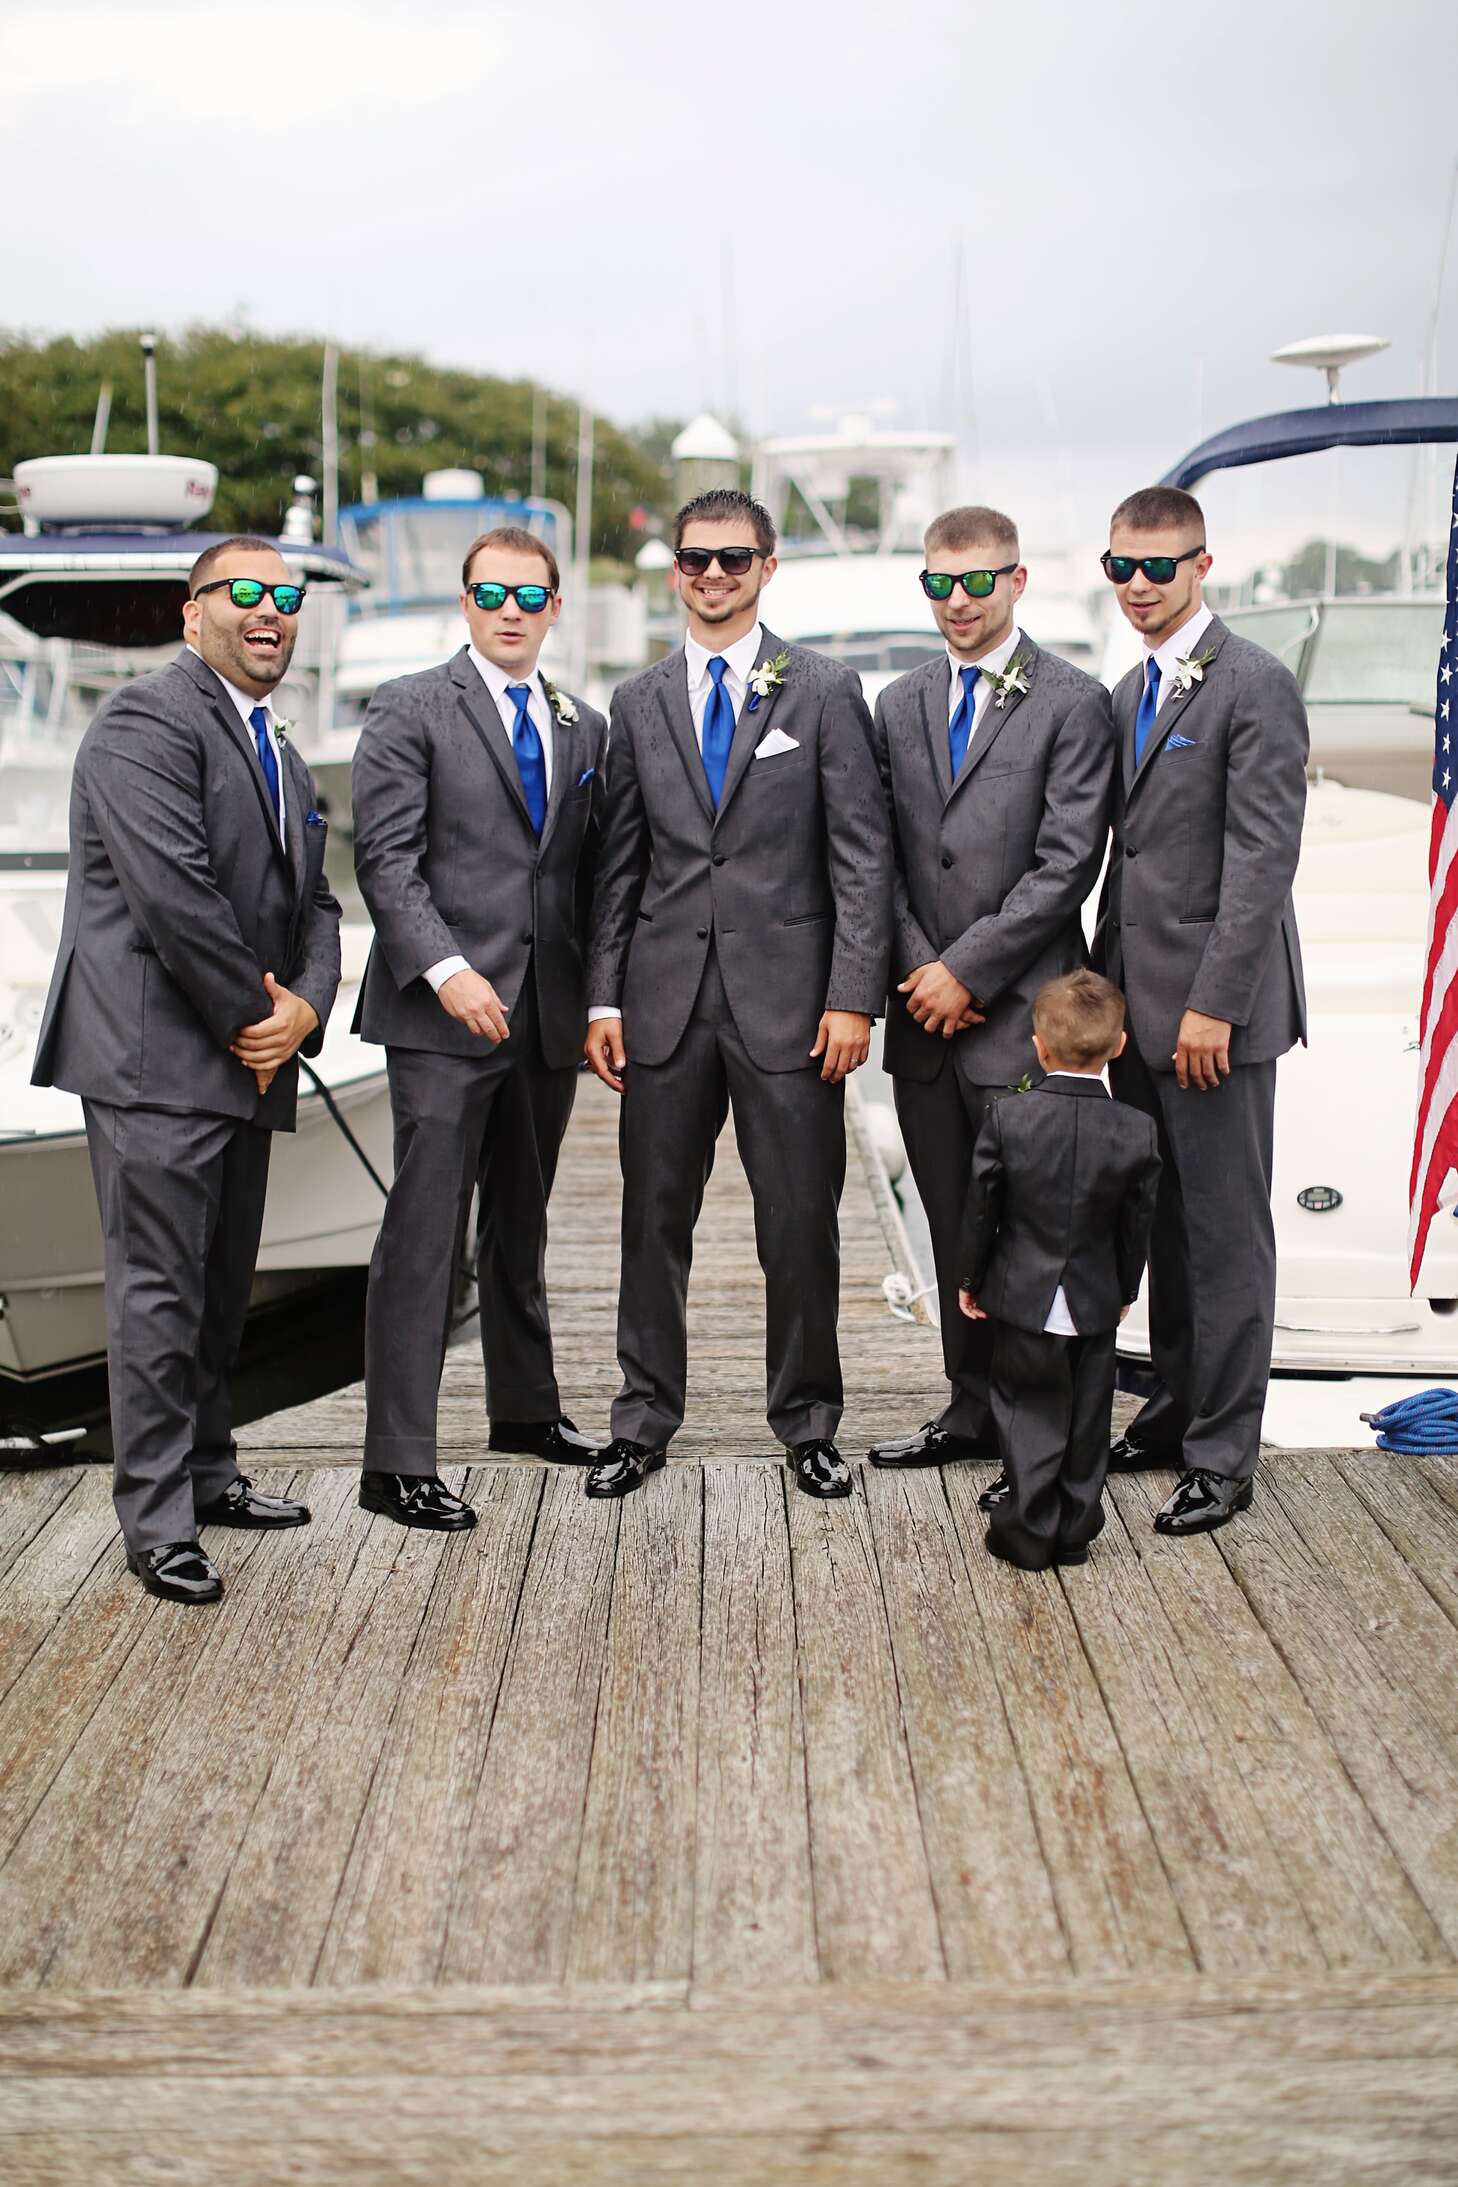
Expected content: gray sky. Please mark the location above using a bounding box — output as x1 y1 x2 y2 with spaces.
7 0 1458 559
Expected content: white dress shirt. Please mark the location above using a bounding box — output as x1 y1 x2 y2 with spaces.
425 647 556 995
945 622 1025 745
1143 600 1214 717
190 647 285 834
1039 1069 1110 1336
588 623 765 1021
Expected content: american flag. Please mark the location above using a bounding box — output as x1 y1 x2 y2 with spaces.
1409 449 1458 1288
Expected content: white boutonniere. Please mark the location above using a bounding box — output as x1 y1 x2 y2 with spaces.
1170 647 1217 697
980 656 1031 711
746 650 791 713
542 679 579 726
273 718 293 746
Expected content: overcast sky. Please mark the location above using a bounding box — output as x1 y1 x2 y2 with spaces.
6 0 1458 560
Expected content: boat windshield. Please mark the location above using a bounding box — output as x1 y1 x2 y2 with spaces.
0 629 138 858
342 501 563 614
1304 601 1445 708
798 631 943 676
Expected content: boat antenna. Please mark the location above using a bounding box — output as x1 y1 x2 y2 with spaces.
1269 333 1389 404
140 333 160 454
89 381 112 457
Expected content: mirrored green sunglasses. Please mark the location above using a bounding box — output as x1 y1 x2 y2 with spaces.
468 581 554 613
194 577 307 615
919 564 1018 601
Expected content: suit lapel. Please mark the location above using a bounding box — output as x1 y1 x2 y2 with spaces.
1127 615 1228 798
948 636 1038 805
451 650 534 831
916 659 954 800
176 653 291 873
283 744 308 906
536 673 574 850
655 652 716 825
715 626 789 822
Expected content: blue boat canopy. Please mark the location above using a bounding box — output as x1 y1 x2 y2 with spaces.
1159 397 1458 492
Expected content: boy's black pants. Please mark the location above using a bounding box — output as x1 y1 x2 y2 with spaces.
986 1323 1117 1569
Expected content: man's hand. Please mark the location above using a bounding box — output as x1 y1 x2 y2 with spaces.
959 1288 987 1321
1173 1009 1232 1091
436 967 510 1042
810 1010 871 1084
231 973 319 1072
899 960 986 1039
585 1016 627 1093
253 1066 277 1098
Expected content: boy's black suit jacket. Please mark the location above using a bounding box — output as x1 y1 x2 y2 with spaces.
960 1076 1161 1336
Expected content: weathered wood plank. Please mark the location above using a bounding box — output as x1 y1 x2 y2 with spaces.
940 1467 1194 1977
0 1471 125 1721
0 1468 87 1597
862 1464 1070 1980
693 1466 816 1986
1330 1448 1458 1637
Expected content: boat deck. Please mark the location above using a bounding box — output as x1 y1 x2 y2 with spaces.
2 1084 1457 2183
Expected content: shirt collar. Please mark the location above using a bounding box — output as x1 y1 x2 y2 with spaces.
1146 600 1213 681
189 645 271 728
469 644 543 710
946 621 1023 686
686 621 764 689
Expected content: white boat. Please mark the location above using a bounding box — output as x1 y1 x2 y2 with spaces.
0 444 395 1396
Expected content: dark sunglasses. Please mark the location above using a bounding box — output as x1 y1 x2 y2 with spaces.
467 581 555 612
919 564 1018 601
194 576 307 615
674 546 764 577
1100 545 1205 585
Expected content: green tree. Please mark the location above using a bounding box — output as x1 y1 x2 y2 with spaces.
0 328 672 560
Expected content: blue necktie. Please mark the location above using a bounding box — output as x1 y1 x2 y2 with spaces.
948 665 980 778
507 682 547 835
1134 658 1162 765
702 656 734 809
248 705 281 831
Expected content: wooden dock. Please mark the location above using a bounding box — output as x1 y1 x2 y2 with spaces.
2 1082 1458 2182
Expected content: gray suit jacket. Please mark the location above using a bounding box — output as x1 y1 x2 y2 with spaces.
1093 615 1308 1072
31 648 340 1131
587 628 893 1073
873 638 1116 1086
351 649 606 1068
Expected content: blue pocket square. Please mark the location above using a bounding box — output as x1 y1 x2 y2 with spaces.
576 767 595 786
305 809 326 826
1167 734 1198 750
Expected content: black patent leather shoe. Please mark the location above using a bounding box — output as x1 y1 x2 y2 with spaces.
584 1439 667 1499
358 1472 478 1531
488 1415 601 1464
787 1439 852 1499
978 1470 1012 1511
867 1420 997 1469
1153 1469 1254 1536
196 1474 311 1529
1107 1431 1181 1473
126 1540 224 1605
984 1528 1054 1573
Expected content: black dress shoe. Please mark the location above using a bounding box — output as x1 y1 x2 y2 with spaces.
868 1420 998 1469
787 1439 852 1499
584 1439 666 1499
978 1469 1012 1510
196 1474 311 1529
488 1416 601 1464
984 1528 1054 1573
1054 1543 1090 1566
1107 1431 1181 1473
1153 1469 1254 1536
126 1540 224 1605
358 1472 478 1531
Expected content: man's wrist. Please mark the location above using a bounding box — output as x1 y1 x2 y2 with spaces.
587 1004 621 1023
424 954 471 994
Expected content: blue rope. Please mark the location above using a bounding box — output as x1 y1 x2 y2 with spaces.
1359 1387 1458 1453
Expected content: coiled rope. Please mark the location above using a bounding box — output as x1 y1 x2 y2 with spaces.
1359 1387 1458 1454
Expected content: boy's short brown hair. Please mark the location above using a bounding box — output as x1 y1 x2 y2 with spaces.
462 524 560 592
1032 969 1127 1070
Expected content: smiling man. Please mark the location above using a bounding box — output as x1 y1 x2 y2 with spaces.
584 487 892 1500
351 526 607 1530
1094 487 1308 1537
32 537 342 1603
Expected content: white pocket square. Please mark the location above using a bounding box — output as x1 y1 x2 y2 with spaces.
753 728 800 759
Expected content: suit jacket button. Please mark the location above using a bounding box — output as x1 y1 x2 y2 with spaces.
696 926 709 939
520 931 533 945
941 853 954 869
1126 845 1138 859
712 854 725 866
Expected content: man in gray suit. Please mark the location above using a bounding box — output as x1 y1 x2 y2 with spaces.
866 506 1116 1487
584 487 893 1499
351 526 607 1531
1094 487 1307 1535
32 539 341 1603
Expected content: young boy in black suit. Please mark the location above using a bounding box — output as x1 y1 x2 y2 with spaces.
959 970 1160 1571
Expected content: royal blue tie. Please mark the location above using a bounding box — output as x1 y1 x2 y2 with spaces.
248 705 281 831
702 656 734 809
1134 658 1162 765
507 683 547 835
948 665 980 778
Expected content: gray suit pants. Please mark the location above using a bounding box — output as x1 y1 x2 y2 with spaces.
363 981 578 1473
612 947 846 1450
892 1066 1003 1439
1111 1039 1277 1482
987 1324 1116 1566
84 1100 269 1552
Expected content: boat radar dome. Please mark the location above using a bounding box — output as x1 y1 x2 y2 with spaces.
1270 334 1390 404
13 454 218 533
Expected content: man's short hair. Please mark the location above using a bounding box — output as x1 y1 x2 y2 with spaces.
1032 969 1127 1070
462 524 561 592
673 487 776 556
188 536 282 595
1109 487 1205 541
923 505 1020 562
